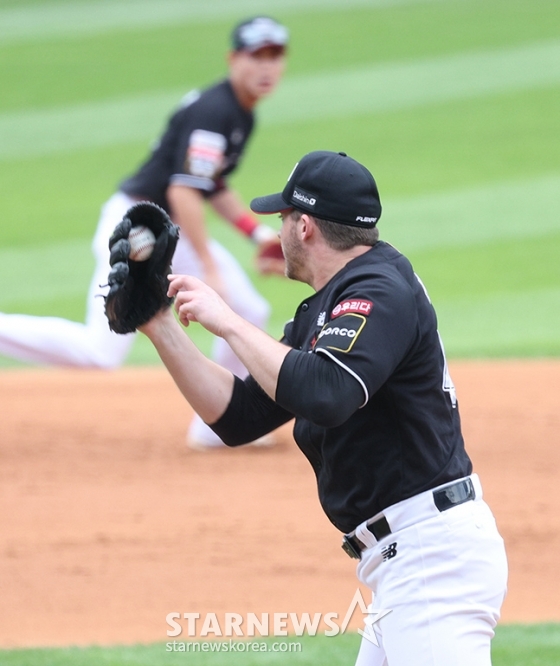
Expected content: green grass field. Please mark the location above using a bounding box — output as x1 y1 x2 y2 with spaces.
3 624 560 665
0 0 559 366
1 0 559 661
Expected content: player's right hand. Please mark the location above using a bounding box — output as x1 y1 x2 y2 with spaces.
168 274 235 338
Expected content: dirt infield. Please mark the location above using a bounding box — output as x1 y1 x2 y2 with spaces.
1 361 559 648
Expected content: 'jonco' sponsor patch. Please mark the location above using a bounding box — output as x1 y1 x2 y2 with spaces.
314 313 366 353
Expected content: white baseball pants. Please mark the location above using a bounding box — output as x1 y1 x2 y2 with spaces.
0 192 270 441
353 474 508 666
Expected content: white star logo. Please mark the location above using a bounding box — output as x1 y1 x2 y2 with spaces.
340 589 392 647
358 606 392 646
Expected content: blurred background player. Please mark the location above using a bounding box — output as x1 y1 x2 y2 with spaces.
0 16 288 450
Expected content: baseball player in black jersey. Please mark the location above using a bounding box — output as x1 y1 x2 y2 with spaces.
0 16 288 449
140 150 508 665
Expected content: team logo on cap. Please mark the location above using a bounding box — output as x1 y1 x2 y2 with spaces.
292 188 316 206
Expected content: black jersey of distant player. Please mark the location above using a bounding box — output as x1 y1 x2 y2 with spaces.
120 80 254 211
277 241 472 533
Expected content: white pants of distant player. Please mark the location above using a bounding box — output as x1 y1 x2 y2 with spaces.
353 474 508 666
0 192 270 445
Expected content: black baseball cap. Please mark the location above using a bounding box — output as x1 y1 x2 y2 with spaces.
231 17 289 53
250 151 382 228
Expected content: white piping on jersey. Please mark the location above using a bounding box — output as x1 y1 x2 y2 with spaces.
315 348 369 409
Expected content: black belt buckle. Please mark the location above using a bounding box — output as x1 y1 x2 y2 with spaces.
367 515 391 541
342 535 362 560
433 477 475 512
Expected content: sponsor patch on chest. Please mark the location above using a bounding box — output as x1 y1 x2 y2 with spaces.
314 313 367 353
331 299 373 318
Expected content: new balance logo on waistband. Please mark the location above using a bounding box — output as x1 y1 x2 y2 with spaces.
381 542 398 561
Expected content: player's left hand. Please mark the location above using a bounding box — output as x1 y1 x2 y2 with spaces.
104 202 180 334
168 274 236 337
255 238 285 276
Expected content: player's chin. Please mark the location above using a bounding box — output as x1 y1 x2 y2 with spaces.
254 81 276 97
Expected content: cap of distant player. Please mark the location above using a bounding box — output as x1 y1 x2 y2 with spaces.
250 151 382 228
231 16 289 53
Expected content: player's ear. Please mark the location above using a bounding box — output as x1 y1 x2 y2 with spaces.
299 214 315 241
227 50 240 68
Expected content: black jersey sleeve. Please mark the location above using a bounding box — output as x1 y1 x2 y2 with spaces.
168 82 253 194
168 99 230 193
276 349 366 427
312 269 419 403
209 375 294 446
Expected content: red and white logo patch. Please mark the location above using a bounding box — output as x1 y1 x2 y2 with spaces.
331 299 373 319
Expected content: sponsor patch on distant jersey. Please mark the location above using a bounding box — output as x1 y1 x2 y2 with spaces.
314 313 367 353
186 129 226 178
331 299 373 319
